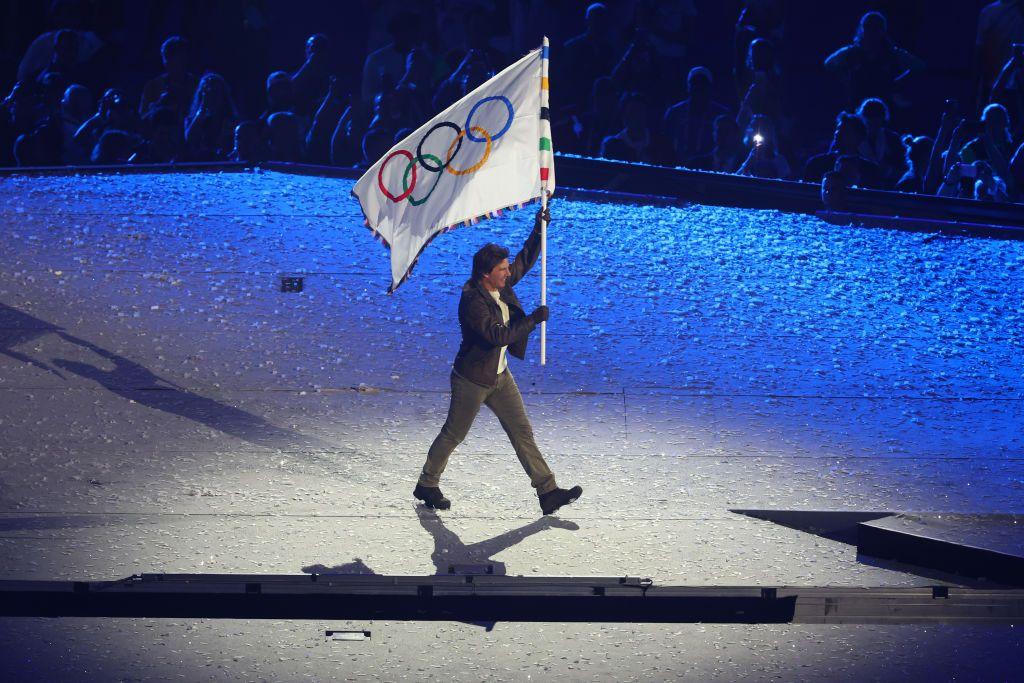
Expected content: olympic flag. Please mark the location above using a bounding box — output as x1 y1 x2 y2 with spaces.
351 41 555 295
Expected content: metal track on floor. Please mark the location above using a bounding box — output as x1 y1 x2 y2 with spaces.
1 574 1021 624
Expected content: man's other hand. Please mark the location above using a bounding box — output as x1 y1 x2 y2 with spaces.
536 200 552 225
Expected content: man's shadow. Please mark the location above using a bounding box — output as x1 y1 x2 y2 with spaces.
301 508 579 578
413 504 579 576
301 506 580 631
0 302 325 451
0 302 69 379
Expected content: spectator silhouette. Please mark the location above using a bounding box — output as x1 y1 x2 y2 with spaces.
12 72 67 165
59 83 93 164
73 88 136 150
663 66 730 168
856 98 903 187
261 71 311 145
14 118 62 166
600 92 653 163
139 36 197 121
834 153 864 187
291 34 333 116
610 27 663 106
361 11 422 107
895 134 933 193
821 171 848 210
975 0 1024 105
36 69 67 118
633 0 694 92
184 73 238 160
922 104 969 194
736 37 783 132
329 101 360 166
733 0 784 96
1009 138 1024 194
432 49 493 113
304 77 347 165
360 88 404 164
735 0 785 46
90 129 133 164
737 114 790 179
990 46 1024 139
934 116 981 197
1 82 41 166
40 29 81 82
821 153 867 209
708 114 746 172
439 6 509 83
973 160 1011 201
959 103 1016 185
824 11 925 110
130 106 184 164
266 111 303 162
228 120 266 164
445 3 486 56
20 20 100 89
582 77 620 156
18 3 103 87
393 48 433 123
558 3 618 121
938 158 1010 200
360 128 393 167
261 72 296 119
803 111 882 187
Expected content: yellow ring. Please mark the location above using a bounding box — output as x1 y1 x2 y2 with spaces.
445 126 491 176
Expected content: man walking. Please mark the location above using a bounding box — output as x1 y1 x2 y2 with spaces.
414 201 583 515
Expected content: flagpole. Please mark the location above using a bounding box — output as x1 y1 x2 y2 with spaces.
539 36 551 366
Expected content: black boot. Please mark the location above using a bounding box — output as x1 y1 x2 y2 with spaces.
414 484 451 510
539 485 583 515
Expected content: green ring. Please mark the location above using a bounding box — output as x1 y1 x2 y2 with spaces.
403 153 443 206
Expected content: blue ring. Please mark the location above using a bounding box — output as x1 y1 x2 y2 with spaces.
465 95 514 143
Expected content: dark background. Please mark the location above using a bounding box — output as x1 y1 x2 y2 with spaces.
0 0 991 151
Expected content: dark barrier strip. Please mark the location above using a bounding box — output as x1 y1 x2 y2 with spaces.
1 575 1022 623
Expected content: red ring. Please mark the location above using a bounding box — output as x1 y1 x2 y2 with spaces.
378 150 416 202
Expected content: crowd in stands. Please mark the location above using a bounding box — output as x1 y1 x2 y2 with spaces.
3 0 1024 204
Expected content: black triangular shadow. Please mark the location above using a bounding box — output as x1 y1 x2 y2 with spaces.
730 509 893 545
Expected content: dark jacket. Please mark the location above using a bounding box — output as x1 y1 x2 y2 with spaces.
453 220 542 387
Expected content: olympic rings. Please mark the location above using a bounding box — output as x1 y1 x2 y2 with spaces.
402 153 443 205
416 122 462 172
445 126 491 176
465 95 513 142
378 95 515 205
378 149 415 202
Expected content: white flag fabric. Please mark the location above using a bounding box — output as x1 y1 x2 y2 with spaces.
352 46 555 292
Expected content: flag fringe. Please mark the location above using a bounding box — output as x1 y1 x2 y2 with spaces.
350 188 541 294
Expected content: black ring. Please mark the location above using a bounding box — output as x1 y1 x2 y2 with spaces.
416 121 463 172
